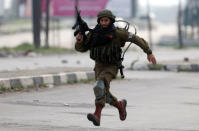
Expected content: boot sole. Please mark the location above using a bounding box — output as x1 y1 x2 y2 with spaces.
87 114 100 126
120 99 127 121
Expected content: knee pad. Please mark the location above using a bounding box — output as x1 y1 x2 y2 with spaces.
93 80 105 99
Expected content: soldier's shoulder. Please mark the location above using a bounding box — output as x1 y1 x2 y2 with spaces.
115 28 128 37
115 27 128 33
116 27 128 34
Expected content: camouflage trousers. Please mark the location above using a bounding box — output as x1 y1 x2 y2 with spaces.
94 62 118 106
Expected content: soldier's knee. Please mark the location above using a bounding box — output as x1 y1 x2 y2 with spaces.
106 93 111 103
93 80 105 99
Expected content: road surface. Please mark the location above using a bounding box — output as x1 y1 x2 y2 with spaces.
0 71 199 131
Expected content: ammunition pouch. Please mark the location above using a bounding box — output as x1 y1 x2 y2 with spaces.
90 44 122 64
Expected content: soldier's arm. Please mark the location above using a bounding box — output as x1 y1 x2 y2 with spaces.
130 35 152 55
118 30 156 65
75 33 91 52
118 30 152 54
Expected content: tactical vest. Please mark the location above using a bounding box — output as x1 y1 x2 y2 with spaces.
90 43 122 64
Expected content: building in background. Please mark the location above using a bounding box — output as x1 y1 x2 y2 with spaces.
4 0 138 19
9 0 21 18
12 0 32 18
183 0 199 40
106 0 138 18
131 0 138 18
23 0 32 17
3 0 31 19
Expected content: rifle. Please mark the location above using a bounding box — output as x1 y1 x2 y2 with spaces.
72 6 90 37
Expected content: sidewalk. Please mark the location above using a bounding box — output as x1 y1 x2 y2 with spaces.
130 58 199 72
0 67 92 79
1 47 199 92
0 67 95 92
126 46 199 72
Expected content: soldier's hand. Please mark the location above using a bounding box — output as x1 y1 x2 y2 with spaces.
76 33 83 43
147 54 157 65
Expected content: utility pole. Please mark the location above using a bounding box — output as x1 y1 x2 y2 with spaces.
75 0 79 8
131 0 138 18
32 0 41 49
45 0 50 48
178 0 184 48
147 0 153 49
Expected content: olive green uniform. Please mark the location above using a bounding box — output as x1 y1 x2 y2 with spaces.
75 29 152 106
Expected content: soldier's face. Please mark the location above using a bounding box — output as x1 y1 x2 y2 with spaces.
100 17 111 28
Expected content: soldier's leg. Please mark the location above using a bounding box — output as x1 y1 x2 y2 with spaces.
100 73 127 121
93 79 106 107
98 72 118 106
87 72 107 126
87 79 105 126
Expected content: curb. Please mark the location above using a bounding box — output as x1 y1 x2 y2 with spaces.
130 63 199 72
0 71 95 91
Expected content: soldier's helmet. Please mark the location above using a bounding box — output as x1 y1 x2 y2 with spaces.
97 9 116 23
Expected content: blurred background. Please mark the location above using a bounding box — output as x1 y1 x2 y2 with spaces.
0 0 199 71
1 1 199 129
0 0 198 51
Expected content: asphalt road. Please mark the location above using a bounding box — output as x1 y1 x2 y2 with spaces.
0 71 199 131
